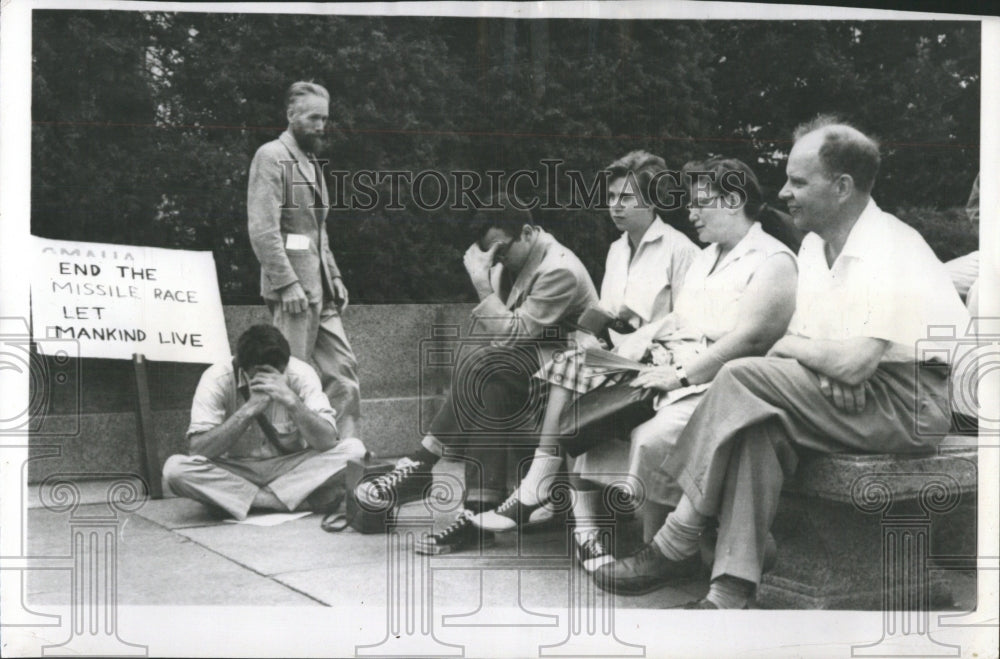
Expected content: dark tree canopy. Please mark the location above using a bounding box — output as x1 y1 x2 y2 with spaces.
32 12 980 303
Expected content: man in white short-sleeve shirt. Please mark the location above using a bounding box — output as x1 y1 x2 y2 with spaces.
596 116 969 608
162 324 366 520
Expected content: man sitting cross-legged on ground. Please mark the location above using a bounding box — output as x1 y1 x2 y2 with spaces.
163 324 367 520
595 116 970 608
354 195 599 554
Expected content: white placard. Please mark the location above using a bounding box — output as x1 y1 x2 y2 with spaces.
31 236 230 363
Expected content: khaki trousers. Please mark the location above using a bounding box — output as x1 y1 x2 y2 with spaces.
664 357 951 585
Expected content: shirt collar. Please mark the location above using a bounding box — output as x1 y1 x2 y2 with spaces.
713 221 766 272
834 198 883 262
639 216 670 247
611 215 669 256
234 364 251 390
505 228 555 306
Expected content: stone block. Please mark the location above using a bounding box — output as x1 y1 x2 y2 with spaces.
757 447 977 609
28 410 190 484
359 396 443 459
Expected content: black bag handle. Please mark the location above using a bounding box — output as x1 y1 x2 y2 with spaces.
320 511 351 532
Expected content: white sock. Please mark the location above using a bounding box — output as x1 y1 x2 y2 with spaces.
652 497 707 561
571 488 602 540
515 451 562 505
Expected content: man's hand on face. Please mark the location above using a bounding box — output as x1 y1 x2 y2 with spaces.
463 242 499 294
249 365 299 409
280 281 309 314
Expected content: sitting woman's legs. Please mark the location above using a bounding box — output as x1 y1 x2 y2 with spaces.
627 392 704 541
512 383 574 505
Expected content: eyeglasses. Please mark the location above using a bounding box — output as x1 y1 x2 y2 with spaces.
686 194 721 211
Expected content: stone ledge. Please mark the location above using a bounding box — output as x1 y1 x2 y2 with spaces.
785 442 978 504
760 441 978 609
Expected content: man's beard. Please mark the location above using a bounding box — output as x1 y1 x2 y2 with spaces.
292 127 325 155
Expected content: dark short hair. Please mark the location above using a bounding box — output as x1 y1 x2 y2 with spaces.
682 156 764 217
473 193 535 249
236 324 291 371
606 150 669 207
683 155 801 250
793 114 881 193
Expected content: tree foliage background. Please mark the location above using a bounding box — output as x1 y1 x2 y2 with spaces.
32 12 980 303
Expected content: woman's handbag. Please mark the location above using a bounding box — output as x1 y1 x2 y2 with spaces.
556 377 657 457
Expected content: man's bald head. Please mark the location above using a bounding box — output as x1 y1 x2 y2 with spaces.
792 115 880 194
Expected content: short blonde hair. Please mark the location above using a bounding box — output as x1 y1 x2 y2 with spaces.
285 81 329 113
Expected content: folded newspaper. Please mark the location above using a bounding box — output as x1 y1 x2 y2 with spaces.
583 347 646 372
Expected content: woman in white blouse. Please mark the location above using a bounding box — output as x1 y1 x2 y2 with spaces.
478 157 799 575
473 151 699 532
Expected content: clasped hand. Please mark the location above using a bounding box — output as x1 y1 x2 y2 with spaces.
245 365 298 411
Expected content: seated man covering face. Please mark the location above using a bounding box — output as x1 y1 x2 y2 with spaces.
163 324 367 520
354 194 599 555
595 115 971 609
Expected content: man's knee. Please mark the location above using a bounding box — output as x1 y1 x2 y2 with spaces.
162 454 198 489
716 356 800 393
325 437 366 460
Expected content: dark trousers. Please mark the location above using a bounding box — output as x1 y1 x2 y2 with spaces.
424 346 548 505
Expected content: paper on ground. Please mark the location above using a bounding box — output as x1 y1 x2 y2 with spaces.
224 511 312 526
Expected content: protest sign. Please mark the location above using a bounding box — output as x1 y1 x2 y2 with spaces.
31 236 230 363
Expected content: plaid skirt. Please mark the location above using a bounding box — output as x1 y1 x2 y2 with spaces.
534 346 625 394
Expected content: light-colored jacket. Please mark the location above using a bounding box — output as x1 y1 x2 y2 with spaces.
248 130 340 304
473 229 599 362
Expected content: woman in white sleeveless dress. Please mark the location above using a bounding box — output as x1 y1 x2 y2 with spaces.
476 157 799 575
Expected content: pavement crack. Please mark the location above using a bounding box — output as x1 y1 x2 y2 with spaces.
136 514 330 606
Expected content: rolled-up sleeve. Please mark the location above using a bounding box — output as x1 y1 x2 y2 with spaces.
472 268 579 345
186 367 229 439
290 362 338 431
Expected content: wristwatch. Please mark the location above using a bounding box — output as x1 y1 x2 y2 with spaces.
674 364 691 388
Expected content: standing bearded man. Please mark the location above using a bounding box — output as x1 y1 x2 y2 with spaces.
247 81 362 444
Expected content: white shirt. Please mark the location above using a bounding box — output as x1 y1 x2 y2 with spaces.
644 223 795 407
789 199 970 364
672 222 795 343
186 356 337 458
599 217 698 341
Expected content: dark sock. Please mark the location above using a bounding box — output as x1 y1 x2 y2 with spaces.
409 446 440 468
705 575 754 609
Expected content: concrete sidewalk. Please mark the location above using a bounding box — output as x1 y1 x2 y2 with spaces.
24 476 709 611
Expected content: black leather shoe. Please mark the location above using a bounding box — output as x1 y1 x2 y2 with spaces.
682 598 749 609
593 542 700 595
